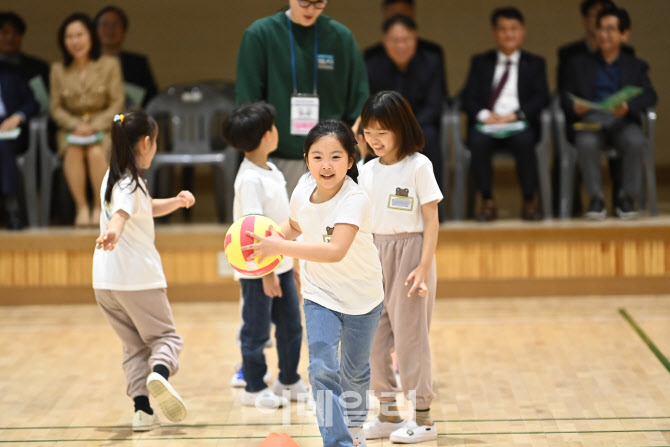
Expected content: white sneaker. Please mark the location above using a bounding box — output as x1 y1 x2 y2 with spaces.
230 364 273 388
146 372 187 423
132 410 159 432
363 416 406 439
240 388 289 409
350 426 367 446
389 420 438 444
271 378 310 402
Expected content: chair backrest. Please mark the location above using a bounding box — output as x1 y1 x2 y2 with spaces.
146 84 235 154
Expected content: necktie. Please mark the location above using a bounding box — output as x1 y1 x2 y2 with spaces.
488 59 512 110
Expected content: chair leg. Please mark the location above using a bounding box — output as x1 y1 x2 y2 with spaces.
21 167 38 228
559 148 575 220
536 146 552 220
643 147 658 216
212 164 227 223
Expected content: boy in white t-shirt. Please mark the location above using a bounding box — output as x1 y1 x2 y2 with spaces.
222 102 308 409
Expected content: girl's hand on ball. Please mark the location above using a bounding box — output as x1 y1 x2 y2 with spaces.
242 226 283 263
177 190 195 209
96 230 119 251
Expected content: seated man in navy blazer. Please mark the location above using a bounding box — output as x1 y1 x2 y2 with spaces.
560 7 656 220
460 7 549 221
0 66 38 229
0 12 50 100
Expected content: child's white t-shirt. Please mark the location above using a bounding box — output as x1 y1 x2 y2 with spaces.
290 175 384 315
358 153 443 234
233 158 293 278
93 170 167 291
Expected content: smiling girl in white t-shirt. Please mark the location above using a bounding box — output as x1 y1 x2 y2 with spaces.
358 91 443 444
93 111 194 431
242 120 383 447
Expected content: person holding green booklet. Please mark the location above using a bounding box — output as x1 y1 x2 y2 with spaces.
50 13 124 227
560 6 657 220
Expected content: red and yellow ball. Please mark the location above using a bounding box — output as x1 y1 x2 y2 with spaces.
224 215 284 277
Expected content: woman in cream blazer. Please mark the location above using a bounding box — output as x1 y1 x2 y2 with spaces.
50 13 124 226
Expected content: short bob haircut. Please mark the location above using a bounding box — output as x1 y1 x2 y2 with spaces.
57 13 101 66
360 91 425 161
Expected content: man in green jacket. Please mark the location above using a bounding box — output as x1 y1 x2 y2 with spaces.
236 0 369 195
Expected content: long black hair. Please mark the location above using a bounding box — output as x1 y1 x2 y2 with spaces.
105 110 157 204
303 120 359 183
57 13 101 66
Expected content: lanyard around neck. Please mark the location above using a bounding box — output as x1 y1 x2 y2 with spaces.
287 13 318 95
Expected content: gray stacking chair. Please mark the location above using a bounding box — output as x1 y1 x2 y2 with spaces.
553 98 657 219
39 116 63 226
14 114 44 227
450 99 553 220
145 83 237 222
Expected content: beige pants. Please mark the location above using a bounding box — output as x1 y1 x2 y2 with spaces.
94 288 183 398
370 233 436 409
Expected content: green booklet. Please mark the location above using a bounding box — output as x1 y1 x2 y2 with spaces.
476 120 528 139
570 85 643 112
66 132 104 146
0 128 21 140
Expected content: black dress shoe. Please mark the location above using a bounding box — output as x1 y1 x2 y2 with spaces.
521 200 543 221
477 200 498 222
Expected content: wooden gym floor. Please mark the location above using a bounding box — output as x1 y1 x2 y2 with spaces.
1 295 670 446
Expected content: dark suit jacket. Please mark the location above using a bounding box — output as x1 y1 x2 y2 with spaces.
559 50 657 141
0 66 39 150
364 38 448 100
0 52 50 91
557 39 634 91
460 49 549 137
364 40 446 131
118 51 158 107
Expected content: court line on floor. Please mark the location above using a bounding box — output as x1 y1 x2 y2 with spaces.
3 416 670 430
620 308 670 373
2 429 670 443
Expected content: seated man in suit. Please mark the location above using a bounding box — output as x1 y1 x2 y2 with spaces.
365 14 445 192
560 7 656 220
95 5 158 107
0 66 38 229
0 12 50 109
460 7 549 221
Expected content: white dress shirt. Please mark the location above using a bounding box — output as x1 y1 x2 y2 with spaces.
477 50 521 122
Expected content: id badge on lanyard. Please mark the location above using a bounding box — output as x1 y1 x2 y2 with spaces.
291 93 319 135
287 14 319 136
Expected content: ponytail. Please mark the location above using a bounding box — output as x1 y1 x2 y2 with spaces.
105 111 156 203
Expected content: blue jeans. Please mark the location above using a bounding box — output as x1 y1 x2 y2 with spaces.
240 270 302 392
303 299 383 447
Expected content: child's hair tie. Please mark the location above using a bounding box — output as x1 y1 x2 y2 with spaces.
114 114 124 123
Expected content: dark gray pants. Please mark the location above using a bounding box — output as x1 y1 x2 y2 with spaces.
575 112 645 201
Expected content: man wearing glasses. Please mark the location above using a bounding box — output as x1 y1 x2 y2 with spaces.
560 7 657 220
236 0 369 196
